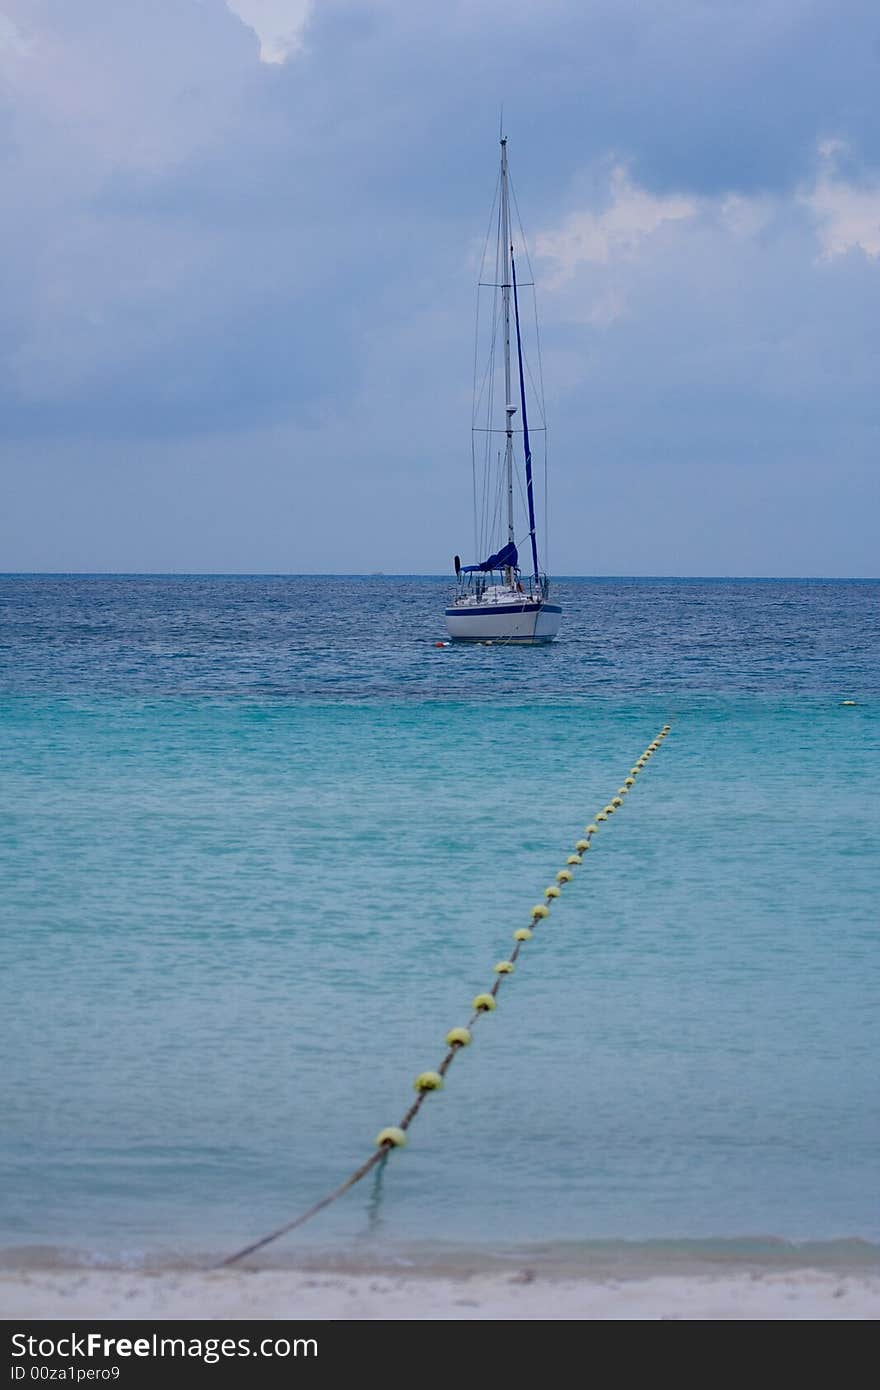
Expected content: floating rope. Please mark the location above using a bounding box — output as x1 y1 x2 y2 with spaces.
217 724 672 1267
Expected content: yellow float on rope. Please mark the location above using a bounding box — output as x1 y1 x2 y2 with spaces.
596 812 607 822
414 1071 443 1092
494 960 515 974
556 869 573 883
531 904 550 919
514 928 533 941
575 840 590 852
567 854 582 865
545 885 561 898
446 1027 472 1047
624 777 635 787
612 796 624 807
473 993 496 1012
376 1127 407 1148
586 824 599 835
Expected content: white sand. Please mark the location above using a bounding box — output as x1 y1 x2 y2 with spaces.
2 1267 879 1320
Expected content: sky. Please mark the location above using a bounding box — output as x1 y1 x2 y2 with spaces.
1 0 879 576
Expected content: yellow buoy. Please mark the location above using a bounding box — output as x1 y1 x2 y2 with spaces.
575 840 590 852
446 1027 472 1047
586 824 599 835
545 885 561 898
556 869 573 883
612 796 623 807
596 812 607 822
624 777 635 787
473 993 496 1012
414 1071 443 1092
514 928 533 941
494 960 515 974
376 1126 407 1148
531 904 550 919
567 854 582 865
604 805 615 815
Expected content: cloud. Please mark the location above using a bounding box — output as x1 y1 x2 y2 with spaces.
535 166 697 288
802 143 880 260
533 145 880 329
225 0 312 63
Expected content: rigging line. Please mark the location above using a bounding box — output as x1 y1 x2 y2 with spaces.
544 424 550 576
472 290 502 424
475 293 499 555
472 427 547 434
488 448 504 550
523 352 546 431
480 203 503 558
487 447 507 558
471 330 480 558
476 169 502 286
479 297 501 557
509 177 538 287
508 175 549 429
471 171 501 562
514 445 530 525
470 442 479 563
531 284 548 420
530 283 549 572
509 171 551 575
471 173 502 424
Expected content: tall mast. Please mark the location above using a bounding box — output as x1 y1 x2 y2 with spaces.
500 136 516 586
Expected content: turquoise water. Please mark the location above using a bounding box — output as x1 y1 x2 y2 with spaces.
1 576 878 1267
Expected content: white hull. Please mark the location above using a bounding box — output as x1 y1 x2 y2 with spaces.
445 601 561 643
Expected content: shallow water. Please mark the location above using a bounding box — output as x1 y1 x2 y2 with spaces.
1 576 878 1265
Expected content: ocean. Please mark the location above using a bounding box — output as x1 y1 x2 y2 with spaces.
1 575 878 1271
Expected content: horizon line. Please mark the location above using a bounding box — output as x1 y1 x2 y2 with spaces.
1 571 878 583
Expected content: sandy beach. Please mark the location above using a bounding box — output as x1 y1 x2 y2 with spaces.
3 1265 879 1320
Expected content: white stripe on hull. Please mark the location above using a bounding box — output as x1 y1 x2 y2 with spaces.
445 604 561 643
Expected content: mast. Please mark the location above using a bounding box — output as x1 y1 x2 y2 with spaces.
500 136 516 586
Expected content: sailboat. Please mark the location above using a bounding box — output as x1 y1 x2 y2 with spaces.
446 135 562 644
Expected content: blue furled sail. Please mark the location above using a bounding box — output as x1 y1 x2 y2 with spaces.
461 541 519 573
511 251 540 584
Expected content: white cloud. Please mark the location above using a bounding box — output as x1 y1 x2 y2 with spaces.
225 0 312 63
802 144 880 260
532 145 880 332
534 165 696 285
719 193 773 239
0 11 29 56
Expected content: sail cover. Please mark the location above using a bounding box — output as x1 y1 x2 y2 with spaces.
460 541 519 573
